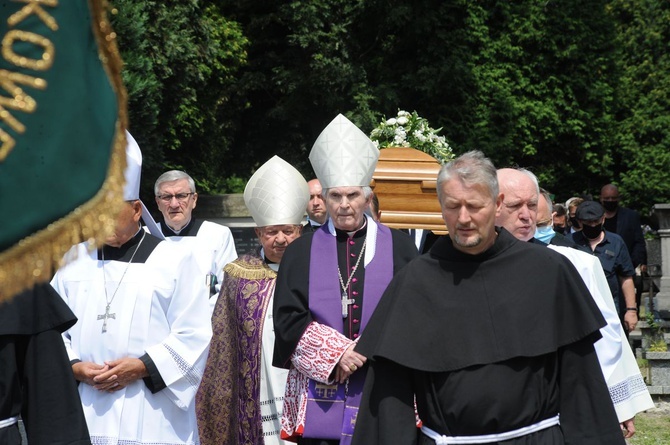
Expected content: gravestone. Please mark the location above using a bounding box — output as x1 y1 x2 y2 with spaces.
651 204 670 318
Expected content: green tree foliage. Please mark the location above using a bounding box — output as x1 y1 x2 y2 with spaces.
214 0 625 199
608 0 670 213
110 0 248 194
215 0 375 178
111 0 670 213
468 0 619 197
358 0 619 202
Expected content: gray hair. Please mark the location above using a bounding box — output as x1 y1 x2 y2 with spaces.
154 170 196 195
436 150 498 201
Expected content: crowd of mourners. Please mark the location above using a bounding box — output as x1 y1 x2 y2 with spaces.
2 115 656 445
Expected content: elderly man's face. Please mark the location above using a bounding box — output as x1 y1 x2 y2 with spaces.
255 224 302 263
106 200 142 247
155 178 197 231
496 171 538 241
307 179 327 224
440 178 502 255
325 186 371 232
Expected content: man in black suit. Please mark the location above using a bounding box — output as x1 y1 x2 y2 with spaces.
600 184 647 308
304 179 328 231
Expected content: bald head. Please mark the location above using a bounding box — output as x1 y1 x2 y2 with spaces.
600 183 620 215
496 168 539 241
601 184 619 197
306 179 327 224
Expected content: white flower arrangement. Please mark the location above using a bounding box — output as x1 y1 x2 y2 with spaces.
369 110 454 164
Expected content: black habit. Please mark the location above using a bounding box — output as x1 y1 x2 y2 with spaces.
351 229 625 445
0 283 90 445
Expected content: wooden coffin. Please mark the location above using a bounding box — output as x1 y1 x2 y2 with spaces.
371 147 447 233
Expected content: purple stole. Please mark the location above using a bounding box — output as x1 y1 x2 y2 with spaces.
305 222 393 443
235 273 276 444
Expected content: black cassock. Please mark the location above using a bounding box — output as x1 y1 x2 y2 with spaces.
273 223 418 368
0 283 90 445
273 222 418 445
352 229 625 445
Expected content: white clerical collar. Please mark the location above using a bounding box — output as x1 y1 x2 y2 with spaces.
166 216 191 235
327 214 377 267
346 218 367 237
260 247 280 271
307 215 325 228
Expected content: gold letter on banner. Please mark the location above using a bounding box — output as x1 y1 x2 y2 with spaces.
7 0 59 32
0 127 16 161
2 30 55 71
0 70 47 160
0 69 46 118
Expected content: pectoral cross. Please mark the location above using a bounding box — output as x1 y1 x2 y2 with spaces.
97 304 116 333
342 293 355 318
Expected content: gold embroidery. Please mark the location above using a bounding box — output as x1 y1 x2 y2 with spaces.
0 70 46 121
8 0 59 32
0 128 16 160
243 318 256 336
197 256 278 443
225 259 277 280
2 30 55 71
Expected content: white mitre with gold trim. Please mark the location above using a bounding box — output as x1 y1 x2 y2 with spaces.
244 155 309 227
309 114 379 189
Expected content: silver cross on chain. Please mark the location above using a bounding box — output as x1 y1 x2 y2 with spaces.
97 303 116 333
342 293 355 318
337 238 366 319
97 231 145 333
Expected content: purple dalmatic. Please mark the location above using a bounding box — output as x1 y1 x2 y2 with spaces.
305 221 393 443
196 252 279 445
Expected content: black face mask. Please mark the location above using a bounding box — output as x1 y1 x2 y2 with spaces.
554 225 566 234
569 217 581 230
602 200 619 212
581 223 603 240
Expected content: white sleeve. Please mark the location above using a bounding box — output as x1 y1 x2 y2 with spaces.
213 224 238 290
51 272 79 362
145 248 213 410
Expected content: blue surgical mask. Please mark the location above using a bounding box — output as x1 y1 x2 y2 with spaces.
534 225 556 244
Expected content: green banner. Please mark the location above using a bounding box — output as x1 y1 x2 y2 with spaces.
0 0 127 300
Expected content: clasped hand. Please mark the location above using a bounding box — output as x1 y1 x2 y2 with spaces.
335 344 367 383
73 358 148 392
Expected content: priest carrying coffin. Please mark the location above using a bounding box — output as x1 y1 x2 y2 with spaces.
272 114 418 444
51 133 212 445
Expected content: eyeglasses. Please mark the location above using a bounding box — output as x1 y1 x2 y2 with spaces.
157 192 194 203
